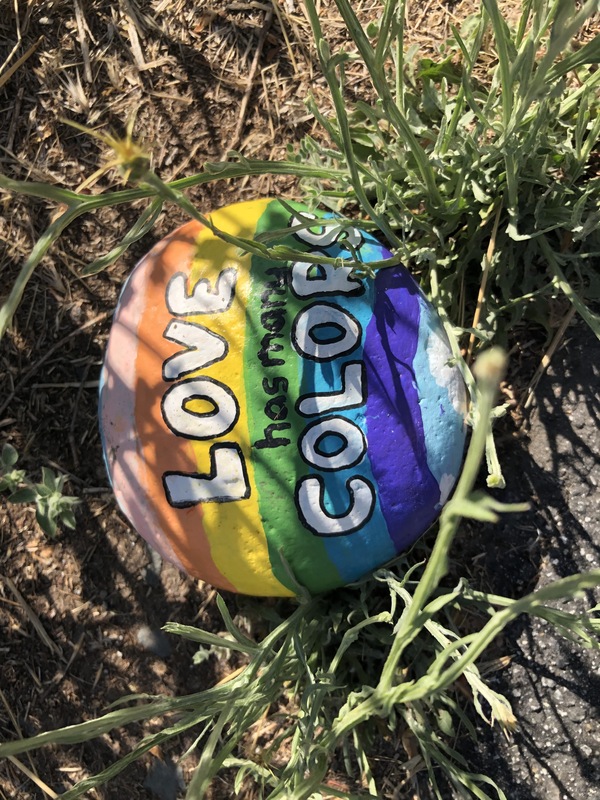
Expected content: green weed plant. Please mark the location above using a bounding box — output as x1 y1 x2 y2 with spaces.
0 444 79 538
1 0 599 798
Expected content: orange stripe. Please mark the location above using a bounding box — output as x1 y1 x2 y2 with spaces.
133 221 236 591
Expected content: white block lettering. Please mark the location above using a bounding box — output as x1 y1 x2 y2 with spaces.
166 267 237 316
291 261 363 298
297 361 366 416
161 377 239 440
163 444 250 506
290 212 363 249
299 416 366 471
291 302 361 361
162 320 228 380
296 475 375 536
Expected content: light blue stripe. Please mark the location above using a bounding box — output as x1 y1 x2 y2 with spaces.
412 293 466 503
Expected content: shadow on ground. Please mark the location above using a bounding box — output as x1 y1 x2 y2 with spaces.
453 320 600 800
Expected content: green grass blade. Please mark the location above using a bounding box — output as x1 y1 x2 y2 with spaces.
58 709 207 800
163 622 257 655
329 0 443 205
539 237 600 337
0 696 192 758
0 174 82 202
81 198 164 276
481 0 515 129
0 204 82 339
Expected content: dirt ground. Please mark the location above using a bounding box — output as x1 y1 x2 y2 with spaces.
0 2 599 799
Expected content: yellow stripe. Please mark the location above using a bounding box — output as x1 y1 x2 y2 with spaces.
187 200 292 596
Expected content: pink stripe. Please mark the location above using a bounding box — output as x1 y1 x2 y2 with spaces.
100 251 186 571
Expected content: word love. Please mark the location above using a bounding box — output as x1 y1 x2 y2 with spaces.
159 215 375 537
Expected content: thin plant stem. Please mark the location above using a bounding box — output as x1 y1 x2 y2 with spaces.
376 350 506 695
467 205 503 365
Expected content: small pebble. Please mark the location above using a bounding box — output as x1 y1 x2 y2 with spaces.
143 758 184 800
136 625 171 658
142 547 163 587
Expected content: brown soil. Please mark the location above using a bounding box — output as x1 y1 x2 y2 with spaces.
1 2 599 800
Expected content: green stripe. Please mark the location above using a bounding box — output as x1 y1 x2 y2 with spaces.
243 200 340 593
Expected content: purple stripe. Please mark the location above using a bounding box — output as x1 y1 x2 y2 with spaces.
364 267 440 550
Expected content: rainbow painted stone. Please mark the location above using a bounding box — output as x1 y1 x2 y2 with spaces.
99 199 466 597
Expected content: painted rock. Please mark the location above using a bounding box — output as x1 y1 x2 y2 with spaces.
99 199 466 597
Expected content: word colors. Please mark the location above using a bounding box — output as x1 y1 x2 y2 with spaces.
99 199 466 596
